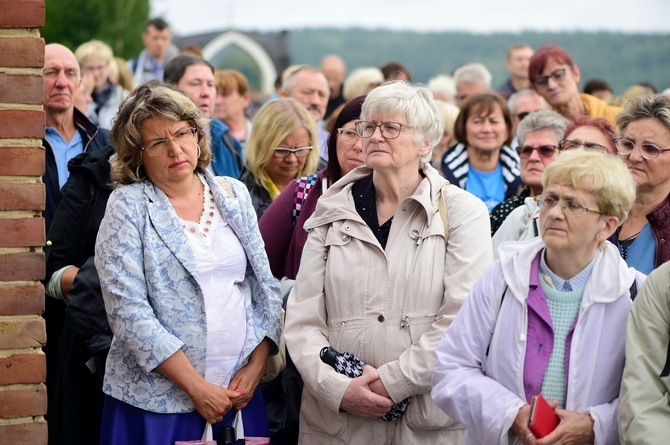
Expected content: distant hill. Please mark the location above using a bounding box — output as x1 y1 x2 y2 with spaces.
288 28 670 94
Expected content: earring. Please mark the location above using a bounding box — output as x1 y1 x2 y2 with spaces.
135 164 146 181
197 145 201 159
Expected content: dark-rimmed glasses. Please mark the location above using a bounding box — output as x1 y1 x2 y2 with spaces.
518 145 558 159
535 195 601 215
559 139 609 153
532 66 570 88
616 137 670 160
142 127 197 156
273 146 313 159
337 128 360 144
355 121 414 139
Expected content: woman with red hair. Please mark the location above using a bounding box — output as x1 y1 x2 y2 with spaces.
529 44 621 126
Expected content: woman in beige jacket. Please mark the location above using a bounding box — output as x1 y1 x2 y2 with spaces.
284 81 494 444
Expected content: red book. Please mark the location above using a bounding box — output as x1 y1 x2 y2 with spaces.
528 394 559 438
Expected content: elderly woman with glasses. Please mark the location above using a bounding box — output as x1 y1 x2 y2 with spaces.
559 115 619 155
284 81 493 444
611 94 670 273
94 81 282 444
433 149 643 445
529 44 621 126
490 110 569 240
239 98 320 219
441 92 522 211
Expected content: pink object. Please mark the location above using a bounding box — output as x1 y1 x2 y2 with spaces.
245 438 270 444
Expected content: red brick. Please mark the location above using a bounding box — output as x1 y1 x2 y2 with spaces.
0 353 45 385
0 317 46 349
0 421 47 443
0 282 44 316
0 73 43 104
0 252 45 281
0 218 44 247
0 147 45 176
0 110 45 139
0 384 46 418
0 37 44 68
0 183 45 211
0 0 45 28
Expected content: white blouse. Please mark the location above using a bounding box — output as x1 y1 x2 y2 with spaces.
181 176 248 387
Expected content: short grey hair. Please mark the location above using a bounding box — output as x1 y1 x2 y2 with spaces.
361 80 444 165
517 110 569 147
507 88 544 115
282 66 326 95
427 74 456 99
453 63 492 88
617 93 670 135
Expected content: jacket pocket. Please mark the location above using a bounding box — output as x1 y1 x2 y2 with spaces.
403 393 462 431
300 389 348 437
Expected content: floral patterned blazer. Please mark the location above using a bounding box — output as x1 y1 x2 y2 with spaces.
94 170 281 413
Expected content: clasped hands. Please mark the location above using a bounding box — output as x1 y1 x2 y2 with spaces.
339 364 394 418
512 399 595 445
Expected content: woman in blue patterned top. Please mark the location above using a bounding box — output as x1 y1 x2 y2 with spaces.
433 150 643 445
94 81 282 444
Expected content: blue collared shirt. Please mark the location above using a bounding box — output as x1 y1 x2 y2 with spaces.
46 127 83 189
539 248 596 291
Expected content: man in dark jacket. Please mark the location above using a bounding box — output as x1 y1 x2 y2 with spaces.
42 44 108 444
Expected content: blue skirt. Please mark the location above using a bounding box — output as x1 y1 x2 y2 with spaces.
100 386 269 445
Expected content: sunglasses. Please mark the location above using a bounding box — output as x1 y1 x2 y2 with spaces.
518 145 558 159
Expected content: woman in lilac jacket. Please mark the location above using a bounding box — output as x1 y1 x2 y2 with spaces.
432 150 643 445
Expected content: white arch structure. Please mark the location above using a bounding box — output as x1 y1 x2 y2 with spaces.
202 31 277 96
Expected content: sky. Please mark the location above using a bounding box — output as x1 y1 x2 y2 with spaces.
151 0 670 36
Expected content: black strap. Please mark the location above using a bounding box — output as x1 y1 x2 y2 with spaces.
221 131 243 172
661 335 670 377
629 280 638 301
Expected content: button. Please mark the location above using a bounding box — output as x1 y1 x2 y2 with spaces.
378 314 385 322
46 240 52 246
342 235 350 242
410 229 420 238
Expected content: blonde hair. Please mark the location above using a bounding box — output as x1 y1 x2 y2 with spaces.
542 150 636 223
74 39 114 66
244 98 319 190
343 67 384 101
110 81 211 186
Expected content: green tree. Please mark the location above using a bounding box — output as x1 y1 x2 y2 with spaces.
42 0 150 60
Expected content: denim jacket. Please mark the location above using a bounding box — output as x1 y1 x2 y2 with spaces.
94 170 281 413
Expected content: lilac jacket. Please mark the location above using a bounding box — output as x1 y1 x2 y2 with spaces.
432 237 644 445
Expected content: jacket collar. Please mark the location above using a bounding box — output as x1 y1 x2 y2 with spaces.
499 237 636 306
304 163 448 231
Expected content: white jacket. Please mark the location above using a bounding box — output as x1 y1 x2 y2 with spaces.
432 237 643 445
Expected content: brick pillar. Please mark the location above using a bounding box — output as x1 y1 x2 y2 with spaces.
0 1 48 443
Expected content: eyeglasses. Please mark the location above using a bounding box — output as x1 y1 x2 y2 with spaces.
616 137 670 160
535 195 601 215
355 121 414 139
532 66 570 88
142 127 197 156
518 145 558 159
337 128 360 144
559 139 610 153
273 146 313 159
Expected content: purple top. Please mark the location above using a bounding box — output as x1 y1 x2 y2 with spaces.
522 253 578 402
258 170 326 280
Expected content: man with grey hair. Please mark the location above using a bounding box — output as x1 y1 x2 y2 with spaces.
508 88 549 149
453 62 492 106
490 110 570 249
280 66 330 160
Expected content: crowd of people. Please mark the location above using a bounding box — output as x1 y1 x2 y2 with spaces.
39 16 670 445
